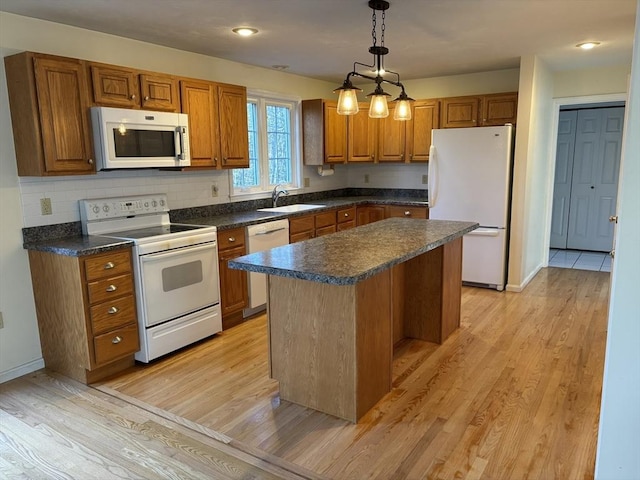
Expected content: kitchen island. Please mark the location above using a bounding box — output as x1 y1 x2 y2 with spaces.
230 218 478 422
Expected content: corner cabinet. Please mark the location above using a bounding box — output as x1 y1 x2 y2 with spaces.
302 100 347 165
28 248 139 384
217 227 249 329
4 52 95 176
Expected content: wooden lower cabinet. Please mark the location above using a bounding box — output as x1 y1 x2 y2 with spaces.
386 205 429 219
337 206 357 231
217 227 249 329
356 205 386 226
28 247 139 384
289 210 338 242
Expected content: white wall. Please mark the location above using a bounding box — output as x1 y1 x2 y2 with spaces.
507 55 555 291
596 2 640 477
554 64 631 98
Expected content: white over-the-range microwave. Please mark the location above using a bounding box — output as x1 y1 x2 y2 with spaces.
91 106 191 170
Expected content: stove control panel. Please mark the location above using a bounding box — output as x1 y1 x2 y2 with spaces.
80 194 169 223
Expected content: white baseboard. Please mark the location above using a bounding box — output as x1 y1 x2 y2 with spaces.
506 264 542 293
0 358 45 384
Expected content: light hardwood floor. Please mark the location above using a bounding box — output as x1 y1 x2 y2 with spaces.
2 267 610 479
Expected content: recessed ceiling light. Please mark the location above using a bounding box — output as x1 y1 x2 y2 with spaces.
576 41 601 50
232 27 258 37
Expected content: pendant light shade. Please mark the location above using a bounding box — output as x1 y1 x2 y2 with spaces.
333 0 413 120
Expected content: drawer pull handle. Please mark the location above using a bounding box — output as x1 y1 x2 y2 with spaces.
112 336 122 344
104 262 115 270
404 211 411 216
106 284 117 292
108 306 119 314
228 237 236 242
344 213 349 217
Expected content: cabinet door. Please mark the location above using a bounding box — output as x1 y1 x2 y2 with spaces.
386 205 428 219
481 92 518 126
218 246 249 317
140 74 179 112
90 64 139 108
324 102 348 164
357 206 386 225
218 84 250 168
34 56 94 174
407 100 439 162
348 106 376 162
441 96 480 128
180 80 219 168
378 107 406 162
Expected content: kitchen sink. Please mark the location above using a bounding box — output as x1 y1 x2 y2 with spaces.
257 204 326 213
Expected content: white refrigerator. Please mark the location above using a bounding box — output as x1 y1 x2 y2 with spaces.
428 125 514 291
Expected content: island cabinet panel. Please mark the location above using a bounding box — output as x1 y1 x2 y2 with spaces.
28 248 139 384
217 227 249 328
268 269 392 422
4 52 95 176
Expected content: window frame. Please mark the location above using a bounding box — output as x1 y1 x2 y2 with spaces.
230 90 302 198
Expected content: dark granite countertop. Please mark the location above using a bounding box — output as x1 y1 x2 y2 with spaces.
229 218 478 285
22 194 428 256
23 235 134 257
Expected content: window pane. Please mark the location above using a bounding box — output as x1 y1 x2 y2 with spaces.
266 104 292 185
233 102 260 188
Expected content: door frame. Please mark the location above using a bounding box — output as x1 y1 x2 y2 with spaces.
543 93 627 266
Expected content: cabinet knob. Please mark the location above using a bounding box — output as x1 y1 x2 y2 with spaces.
344 213 349 217
130 94 136 100
104 262 115 270
404 211 411 216
228 237 236 242
144 96 150 101
410 154 413 159
108 306 119 314
88 158 94 165
214 157 219 162
112 336 122 344
106 284 117 292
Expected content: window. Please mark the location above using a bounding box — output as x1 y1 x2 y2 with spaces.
232 94 300 195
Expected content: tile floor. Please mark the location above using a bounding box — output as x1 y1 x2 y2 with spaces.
548 249 612 272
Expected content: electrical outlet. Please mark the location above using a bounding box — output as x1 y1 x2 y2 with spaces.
364 174 370 184
40 197 52 215
422 174 428 185
304 177 310 188
211 183 218 197
0 311 4 329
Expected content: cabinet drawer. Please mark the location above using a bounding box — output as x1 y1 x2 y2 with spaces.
337 207 356 223
90 295 137 335
84 250 132 281
87 273 133 305
218 227 246 250
316 225 337 237
289 215 315 235
337 220 356 231
386 206 428 219
315 210 336 229
94 323 139 365
290 231 314 244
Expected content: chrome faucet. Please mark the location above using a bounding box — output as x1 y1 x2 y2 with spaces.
272 184 289 207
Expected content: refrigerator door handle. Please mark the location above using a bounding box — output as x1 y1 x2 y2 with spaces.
467 228 501 237
428 145 438 207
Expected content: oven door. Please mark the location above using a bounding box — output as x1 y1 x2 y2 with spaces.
138 242 219 328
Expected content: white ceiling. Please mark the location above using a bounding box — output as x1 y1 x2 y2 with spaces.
1 0 637 84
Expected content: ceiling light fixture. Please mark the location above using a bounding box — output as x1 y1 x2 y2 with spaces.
333 0 413 120
576 41 601 50
232 27 258 37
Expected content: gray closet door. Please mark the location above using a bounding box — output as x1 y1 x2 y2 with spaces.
550 110 577 249
567 107 624 251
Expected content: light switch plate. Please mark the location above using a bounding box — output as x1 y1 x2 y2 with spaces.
422 174 428 184
364 174 370 184
304 177 310 187
0 311 4 329
40 198 52 215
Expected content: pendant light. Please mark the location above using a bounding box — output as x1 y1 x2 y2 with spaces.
333 0 413 120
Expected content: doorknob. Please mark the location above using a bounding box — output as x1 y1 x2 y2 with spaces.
609 249 615 258
609 215 618 223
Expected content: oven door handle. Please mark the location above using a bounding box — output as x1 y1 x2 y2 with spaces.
140 241 217 262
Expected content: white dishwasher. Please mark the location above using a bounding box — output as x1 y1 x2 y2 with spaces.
244 219 290 316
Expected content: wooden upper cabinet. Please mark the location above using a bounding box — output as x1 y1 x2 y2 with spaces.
481 92 518 126
180 80 219 168
302 99 347 165
217 83 250 168
90 63 179 112
378 104 408 162
441 96 481 128
348 105 376 162
407 100 440 162
4 52 95 176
